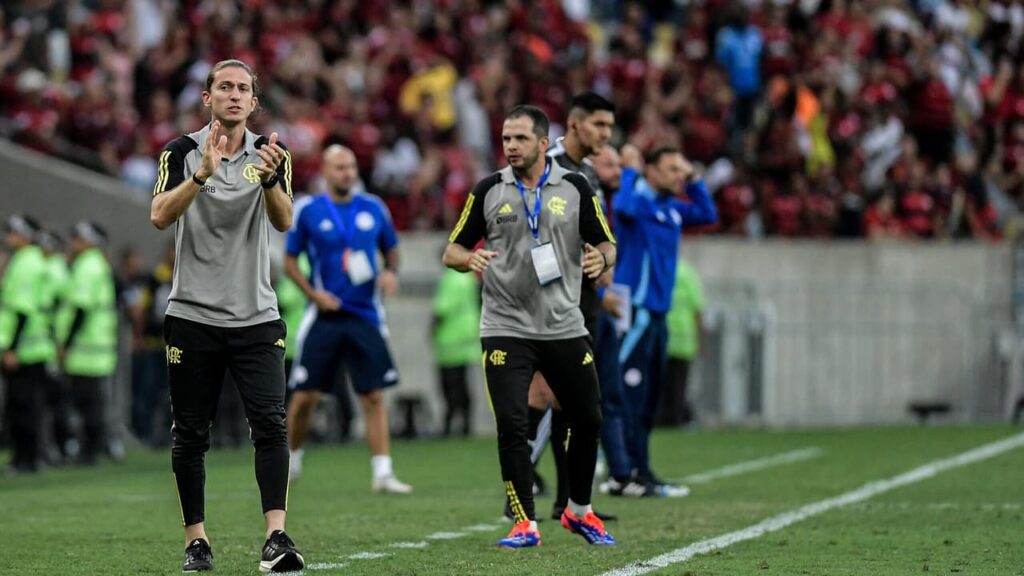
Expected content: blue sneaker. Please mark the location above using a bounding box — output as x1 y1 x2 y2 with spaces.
561 510 617 546
497 520 541 548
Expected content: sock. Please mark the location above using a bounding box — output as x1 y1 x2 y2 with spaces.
568 498 592 518
528 520 538 532
371 454 393 480
290 448 304 462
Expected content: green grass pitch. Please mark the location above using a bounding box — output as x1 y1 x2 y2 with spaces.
2 426 1022 575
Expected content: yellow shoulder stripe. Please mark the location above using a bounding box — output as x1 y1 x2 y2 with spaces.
593 196 615 244
153 151 171 197
449 194 476 243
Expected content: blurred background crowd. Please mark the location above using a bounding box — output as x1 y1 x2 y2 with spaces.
2 0 1022 239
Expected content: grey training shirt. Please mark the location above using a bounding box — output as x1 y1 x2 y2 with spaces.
450 160 615 340
153 124 292 327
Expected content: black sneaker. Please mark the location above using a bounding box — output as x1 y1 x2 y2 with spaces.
183 538 213 573
260 530 304 573
606 476 658 497
638 471 691 498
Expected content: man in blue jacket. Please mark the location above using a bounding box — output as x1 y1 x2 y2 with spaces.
613 145 717 493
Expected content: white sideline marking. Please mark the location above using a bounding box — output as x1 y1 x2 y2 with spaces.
389 541 429 549
679 448 823 485
465 524 504 532
601 432 1024 576
348 552 391 560
426 531 466 540
308 562 348 570
323 523 504 567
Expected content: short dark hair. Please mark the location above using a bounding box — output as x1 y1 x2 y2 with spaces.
506 105 550 138
645 145 682 166
206 59 259 97
568 92 615 117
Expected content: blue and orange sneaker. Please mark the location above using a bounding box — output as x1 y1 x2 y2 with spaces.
497 519 541 548
561 509 617 546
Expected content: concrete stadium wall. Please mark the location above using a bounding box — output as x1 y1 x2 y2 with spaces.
391 235 1013 430
0 140 168 263
679 240 1012 426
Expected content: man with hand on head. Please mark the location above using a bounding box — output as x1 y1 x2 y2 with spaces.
444 105 618 548
283 144 411 495
150 58 304 574
613 145 717 497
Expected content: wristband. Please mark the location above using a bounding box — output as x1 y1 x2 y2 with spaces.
600 251 608 269
261 173 280 189
192 173 206 186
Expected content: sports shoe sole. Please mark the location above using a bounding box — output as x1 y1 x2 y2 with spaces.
259 551 305 573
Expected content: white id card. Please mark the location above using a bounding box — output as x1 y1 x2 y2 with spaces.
531 242 562 286
345 250 374 285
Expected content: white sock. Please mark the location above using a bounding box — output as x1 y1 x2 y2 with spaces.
568 499 592 518
528 520 538 532
290 449 304 463
371 455 393 480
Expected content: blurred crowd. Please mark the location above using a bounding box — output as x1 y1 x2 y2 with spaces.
0 0 1022 239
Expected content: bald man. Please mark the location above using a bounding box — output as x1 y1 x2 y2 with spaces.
283 145 411 493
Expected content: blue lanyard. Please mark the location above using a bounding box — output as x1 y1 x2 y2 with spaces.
514 160 551 241
321 194 356 246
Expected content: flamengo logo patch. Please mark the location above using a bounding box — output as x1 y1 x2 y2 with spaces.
166 345 182 365
243 163 262 183
547 197 566 216
489 350 507 366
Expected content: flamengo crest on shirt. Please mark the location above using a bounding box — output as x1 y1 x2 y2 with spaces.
243 163 262 184
547 196 566 216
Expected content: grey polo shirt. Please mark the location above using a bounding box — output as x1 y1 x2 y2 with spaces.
153 124 293 328
449 160 615 340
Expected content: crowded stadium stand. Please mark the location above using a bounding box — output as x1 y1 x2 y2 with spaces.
1 0 1021 238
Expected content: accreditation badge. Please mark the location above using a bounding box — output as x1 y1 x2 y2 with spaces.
531 242 562 286
344 249 374 285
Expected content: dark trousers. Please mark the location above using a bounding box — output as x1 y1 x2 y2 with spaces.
69 375 107 463
131 347 170 445
165 315 289 526
211 372 246 449
3 363 45 471
42 370 72 459
656 358 693 427
619 309 668 477
537 311 628 510
439 365 471 437
596 312 631 480
482 336 602 523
